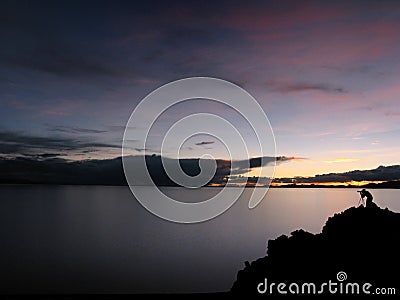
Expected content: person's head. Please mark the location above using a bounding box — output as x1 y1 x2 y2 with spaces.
362 189 366 192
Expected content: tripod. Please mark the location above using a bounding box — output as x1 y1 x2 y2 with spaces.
358 196 365 207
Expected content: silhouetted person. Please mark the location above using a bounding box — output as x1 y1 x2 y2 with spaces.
358 189 373 207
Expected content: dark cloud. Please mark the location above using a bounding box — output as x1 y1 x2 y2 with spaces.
36 153 61 158
250 155 304 167
0 1 127 79
134 147 159 153
0 154 299 186
22 153 62 159
48 125 108 134
0 1 226 82
0 156 126 185
0 25 120 78
384 111 400 117
276 156 305 162
233 156 305 174
321 65 385 77
274 165 400 184
195 141 215 146
265 81 347 94
2 47 120 78
0 130 120 157
162 27 218 48
107 125 135 132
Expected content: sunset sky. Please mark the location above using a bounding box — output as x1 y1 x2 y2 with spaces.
1 0 400 180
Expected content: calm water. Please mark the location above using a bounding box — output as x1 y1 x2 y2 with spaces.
0 186 399 293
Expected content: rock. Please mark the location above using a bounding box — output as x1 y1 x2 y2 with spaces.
231 203 400 294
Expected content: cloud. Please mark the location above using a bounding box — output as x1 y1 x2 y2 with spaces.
195 141 215 146
384 111 400 117
47 125 108 134
162 27 217 48
277 156 306 163
0 130 120 157
219 2 348 31
0 156 127 185
134 147 160 153
274 165 400 184
0 35 120 78
0 2 129 80
107 125 136 131
23 153 62 159
5 154 394 187
321 65 383 76
0 154 300 186
265 81 347 94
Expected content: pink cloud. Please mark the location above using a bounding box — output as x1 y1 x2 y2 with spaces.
220 2 347 31
219 17 400 71
295 22 400 64
385 111 400 117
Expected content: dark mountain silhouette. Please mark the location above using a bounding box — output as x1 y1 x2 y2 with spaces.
272 180 400 189
275 165 400 184
231 203 400 294
363 180 400 189
0 155 293 186
1 156 400 188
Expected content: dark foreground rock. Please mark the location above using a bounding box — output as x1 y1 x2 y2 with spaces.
231 203 400 295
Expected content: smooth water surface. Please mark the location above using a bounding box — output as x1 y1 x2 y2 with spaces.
0 186 398 293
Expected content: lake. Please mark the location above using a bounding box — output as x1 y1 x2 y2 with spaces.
0 186 399 294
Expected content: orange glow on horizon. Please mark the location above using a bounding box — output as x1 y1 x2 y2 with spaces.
270 180 386 187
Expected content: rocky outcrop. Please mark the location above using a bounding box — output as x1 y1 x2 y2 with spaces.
232 203 400 294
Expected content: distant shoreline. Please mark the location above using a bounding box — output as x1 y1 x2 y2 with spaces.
1 182 399 189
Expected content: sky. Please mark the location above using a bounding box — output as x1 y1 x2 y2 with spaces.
1 0 400 181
